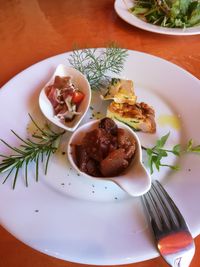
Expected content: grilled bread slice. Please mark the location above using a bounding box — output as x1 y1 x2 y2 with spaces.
107 102 156 133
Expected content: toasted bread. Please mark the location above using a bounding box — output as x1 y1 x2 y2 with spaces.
107 102 156 133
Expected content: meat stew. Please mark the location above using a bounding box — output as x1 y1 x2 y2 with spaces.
74 118 136 177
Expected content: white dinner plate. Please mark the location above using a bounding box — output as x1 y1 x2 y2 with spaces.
114 0 200 35
0 49 200 265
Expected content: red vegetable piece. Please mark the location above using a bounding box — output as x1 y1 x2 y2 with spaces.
72 91 84 104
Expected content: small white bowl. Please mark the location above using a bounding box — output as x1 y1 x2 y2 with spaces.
67 119 151 197
39 64 91 132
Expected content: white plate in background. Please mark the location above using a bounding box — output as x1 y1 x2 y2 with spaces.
114 0 200 35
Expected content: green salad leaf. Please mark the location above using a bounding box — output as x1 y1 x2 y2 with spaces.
129 0 200 28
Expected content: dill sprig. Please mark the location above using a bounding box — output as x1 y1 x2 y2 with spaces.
68 43 128 90
142 132 200 174
0 114 65 189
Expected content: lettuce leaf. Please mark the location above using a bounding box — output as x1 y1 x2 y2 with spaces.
130 0 200 28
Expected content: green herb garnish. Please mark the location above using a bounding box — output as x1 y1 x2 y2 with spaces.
129 0 200 28
0 115 65 189
186 139 200 152
68 43 128 90
142 132 200 174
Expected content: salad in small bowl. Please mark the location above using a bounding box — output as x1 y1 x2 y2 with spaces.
39 64 91 132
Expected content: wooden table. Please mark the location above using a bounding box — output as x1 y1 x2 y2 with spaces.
0 1 200 266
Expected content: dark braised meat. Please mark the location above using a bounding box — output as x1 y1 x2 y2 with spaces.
86 159 101 177
74 118 136 177
75 145 100 176
75 145 90 173
100 148 129 177
82 128 112 161
117 128 136 159
99 117 118 135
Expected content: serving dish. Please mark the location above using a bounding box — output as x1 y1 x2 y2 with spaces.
39 64 91 132
67 119 151 197
114 0 200 35
0 49 200 265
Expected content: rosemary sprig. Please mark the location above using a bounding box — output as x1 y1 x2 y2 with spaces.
0 114 65 189
68 43 128 90
142 132 200 174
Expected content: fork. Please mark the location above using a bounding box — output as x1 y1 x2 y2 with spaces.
142 180 195 267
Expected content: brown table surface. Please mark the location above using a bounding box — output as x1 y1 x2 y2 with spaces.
0 1 200 266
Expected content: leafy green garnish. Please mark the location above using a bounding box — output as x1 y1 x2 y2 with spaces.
143 132 200 174
68 43 128 90
0 115 65 189
186 139 200 152
129 0 200 28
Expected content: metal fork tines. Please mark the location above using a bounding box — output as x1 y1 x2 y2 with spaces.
142 180 195 267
